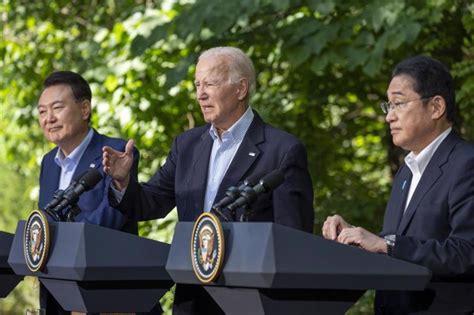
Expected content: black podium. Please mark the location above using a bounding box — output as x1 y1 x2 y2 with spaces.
0 231 23 298
167 222 432 315
8 221 173 313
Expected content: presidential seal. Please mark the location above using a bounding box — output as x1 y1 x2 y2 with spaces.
24 210 50 272
191 212 225 283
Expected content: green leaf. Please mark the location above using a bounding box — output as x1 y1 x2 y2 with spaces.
130 35 148 57
282 18 320 47
363 33 387 77
344 47 369 69
130 25 168 57
310 54 329 73
307 0 336 15
286 44 311 67
271 0 291 11
305 24 340 54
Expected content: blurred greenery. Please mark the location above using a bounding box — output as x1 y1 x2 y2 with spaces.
1 0 473 314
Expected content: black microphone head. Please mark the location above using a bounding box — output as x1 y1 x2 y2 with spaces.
72 170 88 182
79 168 103 190
260 169 284 191
242 177 257 188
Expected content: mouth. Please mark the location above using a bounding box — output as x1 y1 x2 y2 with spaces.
390 128 401 134
201 105 214 113
48 126 62 132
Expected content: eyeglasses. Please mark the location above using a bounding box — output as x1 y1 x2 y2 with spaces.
380 96 432 114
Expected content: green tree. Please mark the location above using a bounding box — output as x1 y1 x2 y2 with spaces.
1 0 474 313
0 163 39 313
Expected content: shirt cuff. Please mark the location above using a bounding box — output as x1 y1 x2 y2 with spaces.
111 184 126 203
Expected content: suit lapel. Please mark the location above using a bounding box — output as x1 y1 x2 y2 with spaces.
397 132 460 234
214 112 264 202
188 129 213 218
41 149 61 207
73 130 102 179
390 167 412 232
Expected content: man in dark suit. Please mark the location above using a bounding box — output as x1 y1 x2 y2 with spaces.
103 46 314 313
322 56 474 314
37 71 139 313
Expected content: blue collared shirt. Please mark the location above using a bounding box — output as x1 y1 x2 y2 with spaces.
203 107 254 212
54 128 93 190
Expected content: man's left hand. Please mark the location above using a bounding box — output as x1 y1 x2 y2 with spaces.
337 226 387 254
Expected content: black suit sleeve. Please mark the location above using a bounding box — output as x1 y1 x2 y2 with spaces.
273 141 314 233
111 139 178 221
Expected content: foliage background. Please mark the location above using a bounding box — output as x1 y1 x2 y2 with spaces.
1 0 473 313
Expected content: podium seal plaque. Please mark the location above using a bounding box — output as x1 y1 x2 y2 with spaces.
24 210 50 272
191 212 225 283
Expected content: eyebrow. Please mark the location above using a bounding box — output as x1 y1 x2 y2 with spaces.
37 100 64 108
389 91 406 96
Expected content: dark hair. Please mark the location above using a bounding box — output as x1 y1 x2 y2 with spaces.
392 55 455 123
43 71 92 102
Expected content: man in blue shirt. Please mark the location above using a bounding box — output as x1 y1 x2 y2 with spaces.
37 71 139 313
103 46 314 314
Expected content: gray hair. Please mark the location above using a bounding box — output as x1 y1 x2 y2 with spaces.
198 47 256 97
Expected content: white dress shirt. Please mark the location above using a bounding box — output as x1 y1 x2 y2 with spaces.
404 127 452 211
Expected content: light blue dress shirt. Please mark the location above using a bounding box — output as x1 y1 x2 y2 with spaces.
54 128 93 190
203 107 254 212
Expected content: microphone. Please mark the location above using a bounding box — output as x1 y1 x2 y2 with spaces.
42 188 68 221
211 178 257 221
226 169 284 214
51 168 103 216
43 189 66 212
212 178 257 210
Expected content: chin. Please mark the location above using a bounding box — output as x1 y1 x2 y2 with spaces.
47 136 62 145
394 141 412 152
391 135 404 147
204 114 218 124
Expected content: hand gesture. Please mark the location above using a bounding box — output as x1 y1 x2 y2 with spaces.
102 139 135 191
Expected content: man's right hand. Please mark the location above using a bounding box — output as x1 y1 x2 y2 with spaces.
322 214 353 241
102 139 135 191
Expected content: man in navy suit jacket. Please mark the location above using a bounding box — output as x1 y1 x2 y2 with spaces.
39 130 139 232
322 56 474 314
37 71 138 314
103 46 314 314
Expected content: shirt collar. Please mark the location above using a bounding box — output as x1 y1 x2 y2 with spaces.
54 128 94 169
209 106 254 142
404 127 452 175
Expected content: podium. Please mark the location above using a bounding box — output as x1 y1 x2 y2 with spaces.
167 222 432 315
0 231 23 298
8 221 173 313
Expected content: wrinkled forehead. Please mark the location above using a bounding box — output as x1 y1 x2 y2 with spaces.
195 56 230 81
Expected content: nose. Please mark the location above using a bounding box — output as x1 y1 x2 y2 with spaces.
45 109 57 124
196 86 208 100
385 108 396 123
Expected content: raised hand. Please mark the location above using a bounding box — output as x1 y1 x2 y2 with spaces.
102 139 135 191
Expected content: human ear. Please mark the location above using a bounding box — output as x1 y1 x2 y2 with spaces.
81 100 92 121
236 78 249 101
430 96 446 120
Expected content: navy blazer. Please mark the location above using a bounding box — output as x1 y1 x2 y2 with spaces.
375 131 474 314
113 112 314 314
115 111 314 232
39 129 138 234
